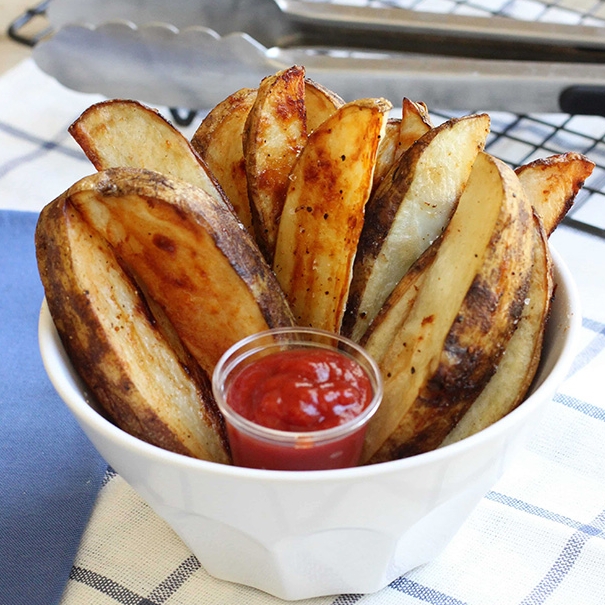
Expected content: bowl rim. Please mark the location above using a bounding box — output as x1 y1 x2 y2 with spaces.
38 247 581 483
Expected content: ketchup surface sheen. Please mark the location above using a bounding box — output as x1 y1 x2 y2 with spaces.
227 348 373 432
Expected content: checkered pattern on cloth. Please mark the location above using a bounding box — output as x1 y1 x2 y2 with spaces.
2 0 605 600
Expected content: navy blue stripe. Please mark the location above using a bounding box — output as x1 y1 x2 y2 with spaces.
582 317 605 334
146 555 201 603
554 392 605 422
69 567 150 604
566 318 605 377
331 594 364 604
486 492 605 604
389 577 468 604
0 120 84 158
0 120 86 180
486 492 605 537
519 508 605 605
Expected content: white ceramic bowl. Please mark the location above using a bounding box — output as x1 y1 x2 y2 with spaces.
39 250 580 601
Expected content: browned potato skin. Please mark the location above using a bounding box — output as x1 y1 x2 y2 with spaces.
363 153 534 463
440 153 593 448
191 87 258 230
441 214 553 446
36 192 231 463
63 167 295 375
243 66 308 263
515 152 595 235
343 114 490 342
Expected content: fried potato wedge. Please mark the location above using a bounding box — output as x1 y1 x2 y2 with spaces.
273 97 391 332
373 119 403 195
362 152 534 463
372 100 433 196
191 87 258 230
441 153 592 446
36 189 231 463
399 98 433 150
69 99 228 208
441 214 553 446
360 240 438 364
62 167 295 375
244 65 308 263
515 152 595 235
343 113 491 342
304 78 344 132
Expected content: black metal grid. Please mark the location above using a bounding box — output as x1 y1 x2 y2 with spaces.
371 0 605 236
429 108 605 237
375 0 605 24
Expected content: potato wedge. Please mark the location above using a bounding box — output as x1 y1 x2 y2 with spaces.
63 167 295 375
372 119 403 196
191 87 258 230
398 98 433 151
441 214 553 446
69 99 229 208
372 100 433 196
343 113 491 342
304 78 344 132
243 65 308 263
273 97 391 332
515 152 595 235
362 152 534 463
36 190 231 463
360 239 439 364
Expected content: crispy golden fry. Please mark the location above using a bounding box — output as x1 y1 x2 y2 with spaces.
36 187 231 463
243 66 308 263
273 97 391 332
362 152 534 463
515 152 595 235
304 78 344 132
63 167 295 375
342 113 490 342
441 214 553 446
69 99 228 207
191 87 258 230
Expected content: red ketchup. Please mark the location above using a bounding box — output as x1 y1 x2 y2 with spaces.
213 329 382 471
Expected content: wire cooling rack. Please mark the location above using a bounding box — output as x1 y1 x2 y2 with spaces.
428 108 605 238
373 0 605 237
372 0 605 24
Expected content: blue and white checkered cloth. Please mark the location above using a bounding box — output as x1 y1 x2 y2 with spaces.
2 46 605 605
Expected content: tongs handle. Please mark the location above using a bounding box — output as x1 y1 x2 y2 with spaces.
8 0 52 47
282 0 605 52
560 86 605 116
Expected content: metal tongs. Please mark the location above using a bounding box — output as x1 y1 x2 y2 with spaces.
20 0 605 114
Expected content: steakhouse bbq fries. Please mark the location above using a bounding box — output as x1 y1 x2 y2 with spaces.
35 65 595 465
